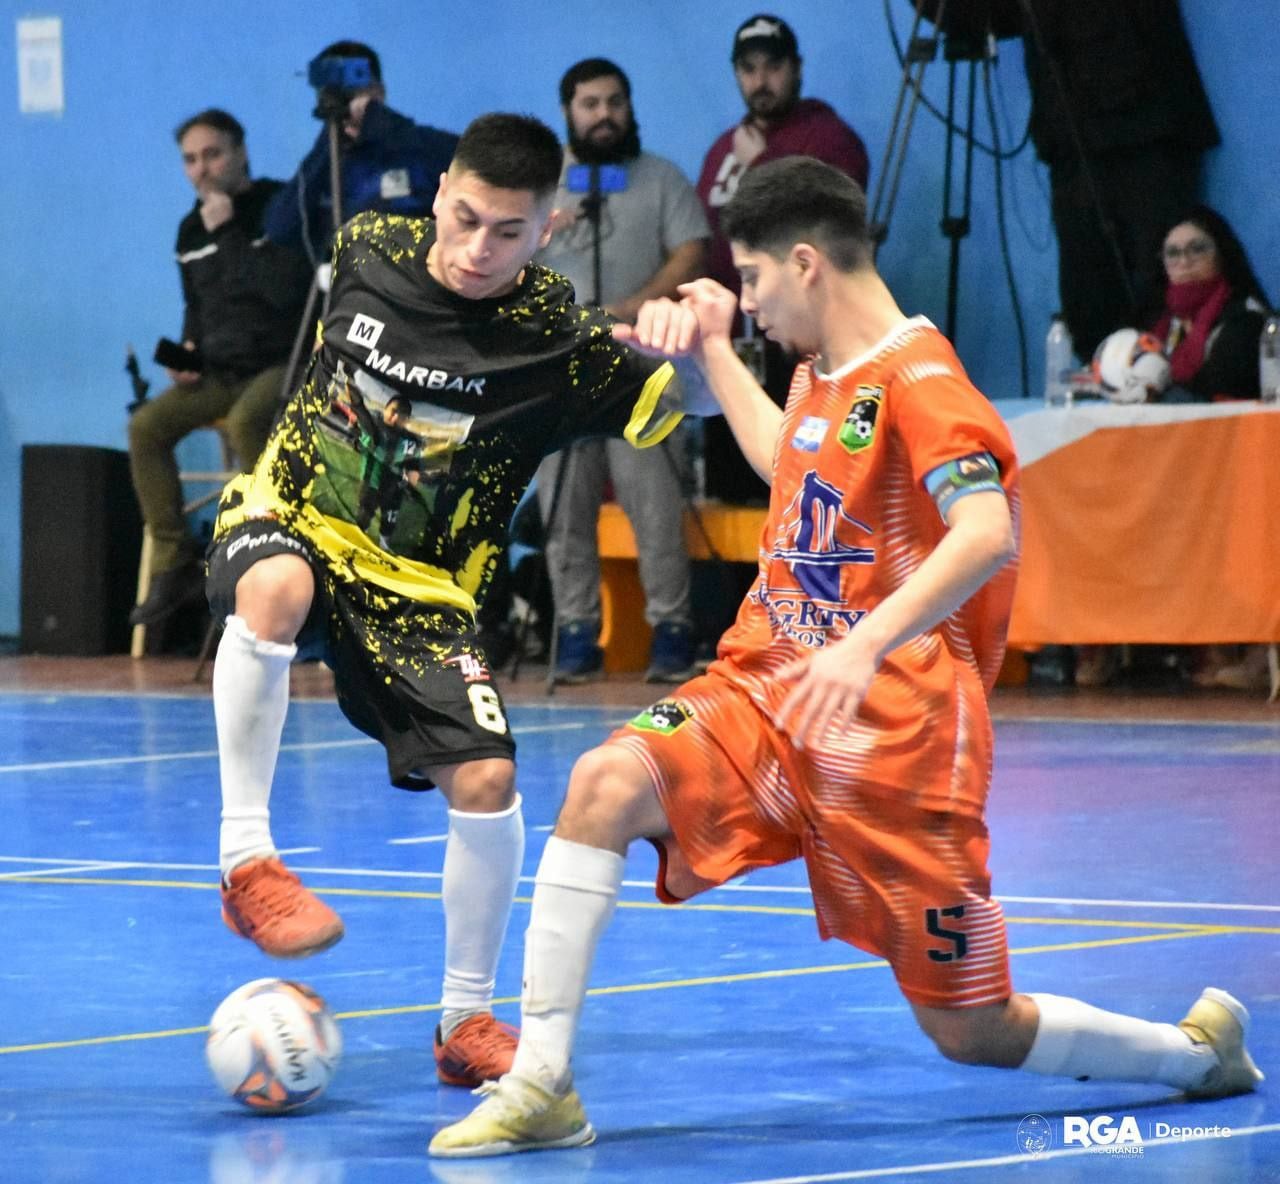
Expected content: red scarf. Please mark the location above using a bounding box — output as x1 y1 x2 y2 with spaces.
1153 276 1232 385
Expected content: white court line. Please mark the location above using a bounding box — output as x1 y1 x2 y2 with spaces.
0 688 631 710
0 862 127 880
0 739 366 775
389 824 554 845
0 854 1276 916
0 720 596 776
728 1122 1280 1184
997 895 1280 914
991 711 1280 730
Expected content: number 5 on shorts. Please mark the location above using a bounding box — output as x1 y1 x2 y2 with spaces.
925 905 968 963
467 684 509 735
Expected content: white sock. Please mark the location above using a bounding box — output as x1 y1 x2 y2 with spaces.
214 615 295 876
440 795 526 1031
1022 993 1216 1088
510 836 625 1094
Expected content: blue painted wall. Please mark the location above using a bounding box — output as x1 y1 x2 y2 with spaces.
2 1 1277 637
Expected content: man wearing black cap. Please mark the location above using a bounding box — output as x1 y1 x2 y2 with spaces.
694 14 869 502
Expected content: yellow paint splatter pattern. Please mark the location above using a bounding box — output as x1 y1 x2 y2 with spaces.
213 211 679 644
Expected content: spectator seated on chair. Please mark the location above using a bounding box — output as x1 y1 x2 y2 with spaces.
1148 204 1271 404
1073 204 1271 690
127 109 310 629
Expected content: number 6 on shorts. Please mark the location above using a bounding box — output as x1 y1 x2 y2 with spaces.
467 685 509 735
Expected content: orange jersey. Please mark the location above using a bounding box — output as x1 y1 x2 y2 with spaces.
711 317 1020 818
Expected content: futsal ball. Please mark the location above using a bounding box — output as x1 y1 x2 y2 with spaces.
206 978 342 1113
1091 328 1172 403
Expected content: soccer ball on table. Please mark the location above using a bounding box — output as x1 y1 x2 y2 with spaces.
206 978 342 1113
1091 328 1172 403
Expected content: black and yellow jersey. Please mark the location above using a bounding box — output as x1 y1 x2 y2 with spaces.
214 211 681 614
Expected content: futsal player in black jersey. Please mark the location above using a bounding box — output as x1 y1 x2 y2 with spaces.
204 113 707 1088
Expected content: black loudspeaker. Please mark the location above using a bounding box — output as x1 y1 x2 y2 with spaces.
20 445 144 655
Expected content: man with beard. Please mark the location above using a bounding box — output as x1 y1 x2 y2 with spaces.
536 58 710 684
695 15 869 504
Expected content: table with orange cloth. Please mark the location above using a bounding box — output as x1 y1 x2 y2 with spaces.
1004 400 1280 647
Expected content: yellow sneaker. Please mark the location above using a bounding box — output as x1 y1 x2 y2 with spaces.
428 1074 595 1158
1178 987 1265 1099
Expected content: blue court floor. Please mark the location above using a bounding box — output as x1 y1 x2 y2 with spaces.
0 667 1277 1183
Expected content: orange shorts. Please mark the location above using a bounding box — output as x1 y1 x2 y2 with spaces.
607 671 1013 1010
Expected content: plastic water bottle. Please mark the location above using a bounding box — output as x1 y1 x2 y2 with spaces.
1044 315 1074 408
1260 314 1280 404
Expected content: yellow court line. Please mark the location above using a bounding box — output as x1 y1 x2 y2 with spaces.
0 925 1233 1057
5 876 1280 933
4 875 1280 936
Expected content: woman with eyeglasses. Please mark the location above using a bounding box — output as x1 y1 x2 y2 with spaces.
1074 205 1272 691
1158 206 1272 691
1150 204 1271 402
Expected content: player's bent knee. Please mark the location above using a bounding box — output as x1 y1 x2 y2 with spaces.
437 758 516 814
915 1008 996 1066
558 745 663 848
234 553 314 643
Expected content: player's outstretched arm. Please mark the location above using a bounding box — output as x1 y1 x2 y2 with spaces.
775 490 1015 749
613 279 781 482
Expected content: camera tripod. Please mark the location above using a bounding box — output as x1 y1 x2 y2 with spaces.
869 2 1001 344
507 164 730 692
871 0 1136 368
277 87 349 402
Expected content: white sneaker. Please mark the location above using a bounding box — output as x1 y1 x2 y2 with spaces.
428 1074 595 1158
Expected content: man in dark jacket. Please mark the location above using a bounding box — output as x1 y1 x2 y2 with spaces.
127 109 311 628
1022 0 1220 359
264 40 459 264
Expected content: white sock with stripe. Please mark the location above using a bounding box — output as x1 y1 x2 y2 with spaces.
1022 993 1215 1087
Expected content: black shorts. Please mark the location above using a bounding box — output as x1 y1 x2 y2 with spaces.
207 519 516 788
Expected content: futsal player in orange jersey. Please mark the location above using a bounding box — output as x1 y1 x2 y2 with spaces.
431 157 1262 1158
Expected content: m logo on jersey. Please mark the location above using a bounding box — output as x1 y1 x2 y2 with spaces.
773 471 875 602
629 699 693 736
348 313 386 348
837 385 884 453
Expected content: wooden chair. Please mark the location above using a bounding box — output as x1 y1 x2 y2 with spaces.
130 423 236 660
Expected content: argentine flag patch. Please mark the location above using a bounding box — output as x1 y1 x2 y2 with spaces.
791 416 828 452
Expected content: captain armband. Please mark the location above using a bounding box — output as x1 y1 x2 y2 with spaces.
923 451 1004 520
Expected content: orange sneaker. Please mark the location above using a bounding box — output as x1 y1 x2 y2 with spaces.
434 1014 519 1087
220 856 344 959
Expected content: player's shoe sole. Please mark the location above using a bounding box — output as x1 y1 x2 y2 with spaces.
1178 987 1265 1099
429 1074 595 1158
220 856 345 959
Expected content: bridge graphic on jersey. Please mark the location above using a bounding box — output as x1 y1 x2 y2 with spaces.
771 471 875 602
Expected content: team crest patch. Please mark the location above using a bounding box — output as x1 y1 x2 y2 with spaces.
838 386 883 453
629 699 694 735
